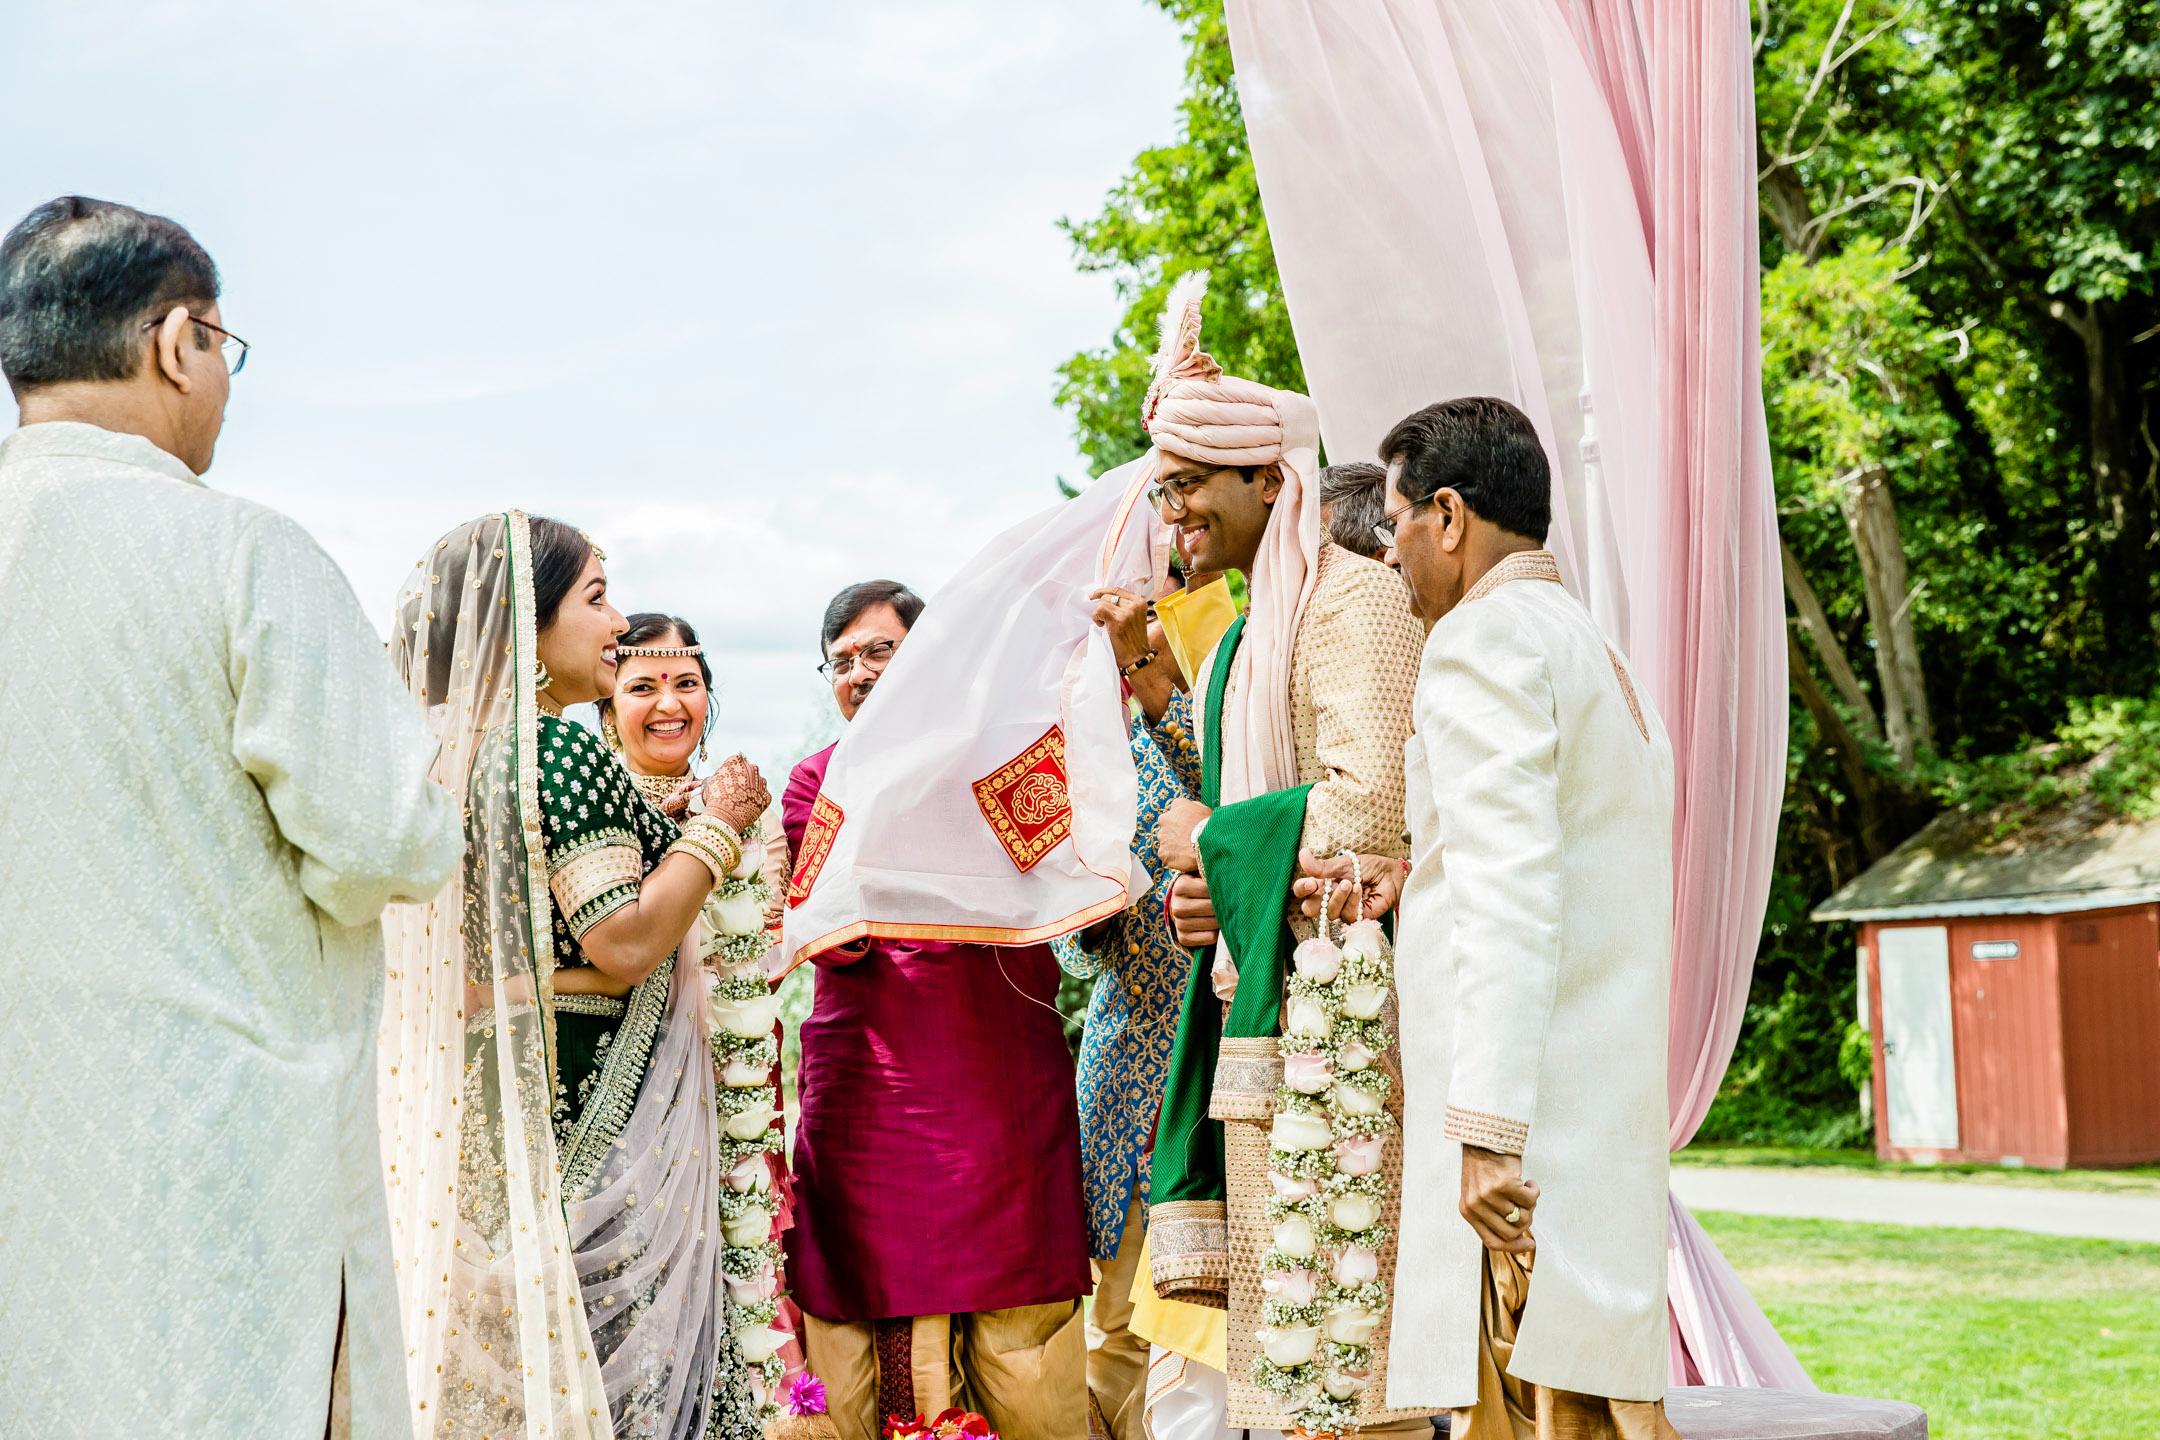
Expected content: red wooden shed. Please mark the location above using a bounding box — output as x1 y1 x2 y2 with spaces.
1813 798 2160 1168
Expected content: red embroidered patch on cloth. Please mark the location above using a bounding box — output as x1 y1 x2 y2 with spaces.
971 726 1072 874
788 793 844 907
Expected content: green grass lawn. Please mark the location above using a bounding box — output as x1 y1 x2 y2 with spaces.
1697 1212 2160 1440
1679 1145 2160 1195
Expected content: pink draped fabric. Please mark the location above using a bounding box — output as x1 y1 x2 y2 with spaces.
1222 0 1803 1389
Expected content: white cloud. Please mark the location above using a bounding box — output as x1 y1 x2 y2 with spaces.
3 0 1184 766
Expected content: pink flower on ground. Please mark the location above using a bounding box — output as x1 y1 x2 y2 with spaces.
786 1371 829 1416
1282 1051 1334 1094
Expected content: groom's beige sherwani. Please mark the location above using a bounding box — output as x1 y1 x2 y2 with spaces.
0 423 459 1438
1386 551 1675 1409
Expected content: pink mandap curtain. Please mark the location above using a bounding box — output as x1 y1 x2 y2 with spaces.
1221 0 1804 1389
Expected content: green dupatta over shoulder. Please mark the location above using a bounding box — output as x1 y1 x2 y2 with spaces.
1146 613 1310 1306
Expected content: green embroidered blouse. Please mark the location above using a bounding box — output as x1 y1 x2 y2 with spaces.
537 712 677 967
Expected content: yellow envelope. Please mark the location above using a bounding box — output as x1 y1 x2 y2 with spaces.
1154 577 1241 689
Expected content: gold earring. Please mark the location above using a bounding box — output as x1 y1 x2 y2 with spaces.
601 711 623 752
533 660 553 693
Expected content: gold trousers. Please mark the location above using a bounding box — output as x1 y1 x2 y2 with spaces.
801 1302 1086 1440
1452 1251 1679 1440
1088 1196 1150 1440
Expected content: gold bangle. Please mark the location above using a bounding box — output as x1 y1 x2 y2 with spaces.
691 814 743 869
669 816 741 882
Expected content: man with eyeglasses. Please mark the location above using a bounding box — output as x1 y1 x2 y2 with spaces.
0 197 457 1436
1136 276 1434 1436
778 579 1091 1440
1332 397 1679 1436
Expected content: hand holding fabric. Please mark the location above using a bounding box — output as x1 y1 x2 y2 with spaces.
700 755 770 832
1154 797 1212 873
1290 847 1404 925
1460 1145 1539 1253
1089 586 1152 668
1168 873 1219 949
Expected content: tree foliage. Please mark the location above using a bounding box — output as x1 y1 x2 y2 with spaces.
1061 0 2160 1146
1056 0 1303 477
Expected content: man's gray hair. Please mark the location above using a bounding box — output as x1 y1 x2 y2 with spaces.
0 196 220 393
1318 461 1389 560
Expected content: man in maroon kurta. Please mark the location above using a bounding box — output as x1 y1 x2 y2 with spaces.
781 580 1089 1440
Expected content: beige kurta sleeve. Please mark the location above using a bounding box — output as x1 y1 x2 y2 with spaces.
1294 550 1425 859
226 510 460 926
1422 599 1563 1156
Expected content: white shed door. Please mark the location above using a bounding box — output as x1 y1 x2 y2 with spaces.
1878 925 1959 1150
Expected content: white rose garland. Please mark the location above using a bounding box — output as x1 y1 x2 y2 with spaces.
1251 858 1398 1436
702 821 790 1417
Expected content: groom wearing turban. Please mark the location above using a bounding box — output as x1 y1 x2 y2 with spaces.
1139 275 1435 1434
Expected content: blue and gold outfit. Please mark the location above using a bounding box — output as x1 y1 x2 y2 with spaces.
1051 691 1202 1261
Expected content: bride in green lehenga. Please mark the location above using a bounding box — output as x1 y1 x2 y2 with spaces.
379 512 774 1440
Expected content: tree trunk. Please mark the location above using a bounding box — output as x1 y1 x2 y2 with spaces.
1781 538 1882 741
2052 297 2155 666
1756 141 1818 261
1787 631 1895 864
1843 466 1931 766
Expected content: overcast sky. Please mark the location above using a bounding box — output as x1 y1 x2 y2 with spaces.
3 0 1184 775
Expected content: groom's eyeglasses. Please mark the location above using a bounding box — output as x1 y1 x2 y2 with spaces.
140 312 250 375
1147 474 1208 517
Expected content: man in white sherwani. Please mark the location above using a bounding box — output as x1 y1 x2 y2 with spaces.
0 198 459 1438
1363 396 1678 1438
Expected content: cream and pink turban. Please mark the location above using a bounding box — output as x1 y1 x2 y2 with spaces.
1143 271 1322 802
1144 272 1323 469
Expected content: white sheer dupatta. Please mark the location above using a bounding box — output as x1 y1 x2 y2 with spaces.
380 513 609 1439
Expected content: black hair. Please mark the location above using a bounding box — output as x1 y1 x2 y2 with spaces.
597 613 713 744
820 579 924 657
1318 461 1388 560
1375 397 1551 543
0 196 220 393
529 516 595 630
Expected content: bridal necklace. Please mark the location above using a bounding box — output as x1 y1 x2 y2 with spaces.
628 767 696 805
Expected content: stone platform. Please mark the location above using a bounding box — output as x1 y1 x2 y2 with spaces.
1666 1385 1926 1440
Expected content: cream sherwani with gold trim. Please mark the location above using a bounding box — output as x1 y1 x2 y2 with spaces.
1386 552 1675 1410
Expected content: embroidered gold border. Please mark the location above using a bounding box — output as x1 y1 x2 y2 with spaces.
549 841 644 938
1604 644 1651 741
1460 547 1562 606
1148 1199 1230 1308
553 993 628 1019
560 956 675 1198
971 725 1073 874
1444 1103 1529 1156
787 792 844 907
781 885 1133 974
1209 1037 1282 1123
508 512 564 1112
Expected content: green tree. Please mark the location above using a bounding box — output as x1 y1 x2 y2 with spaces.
1060 0 2160 1146
1056 0 1303 478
